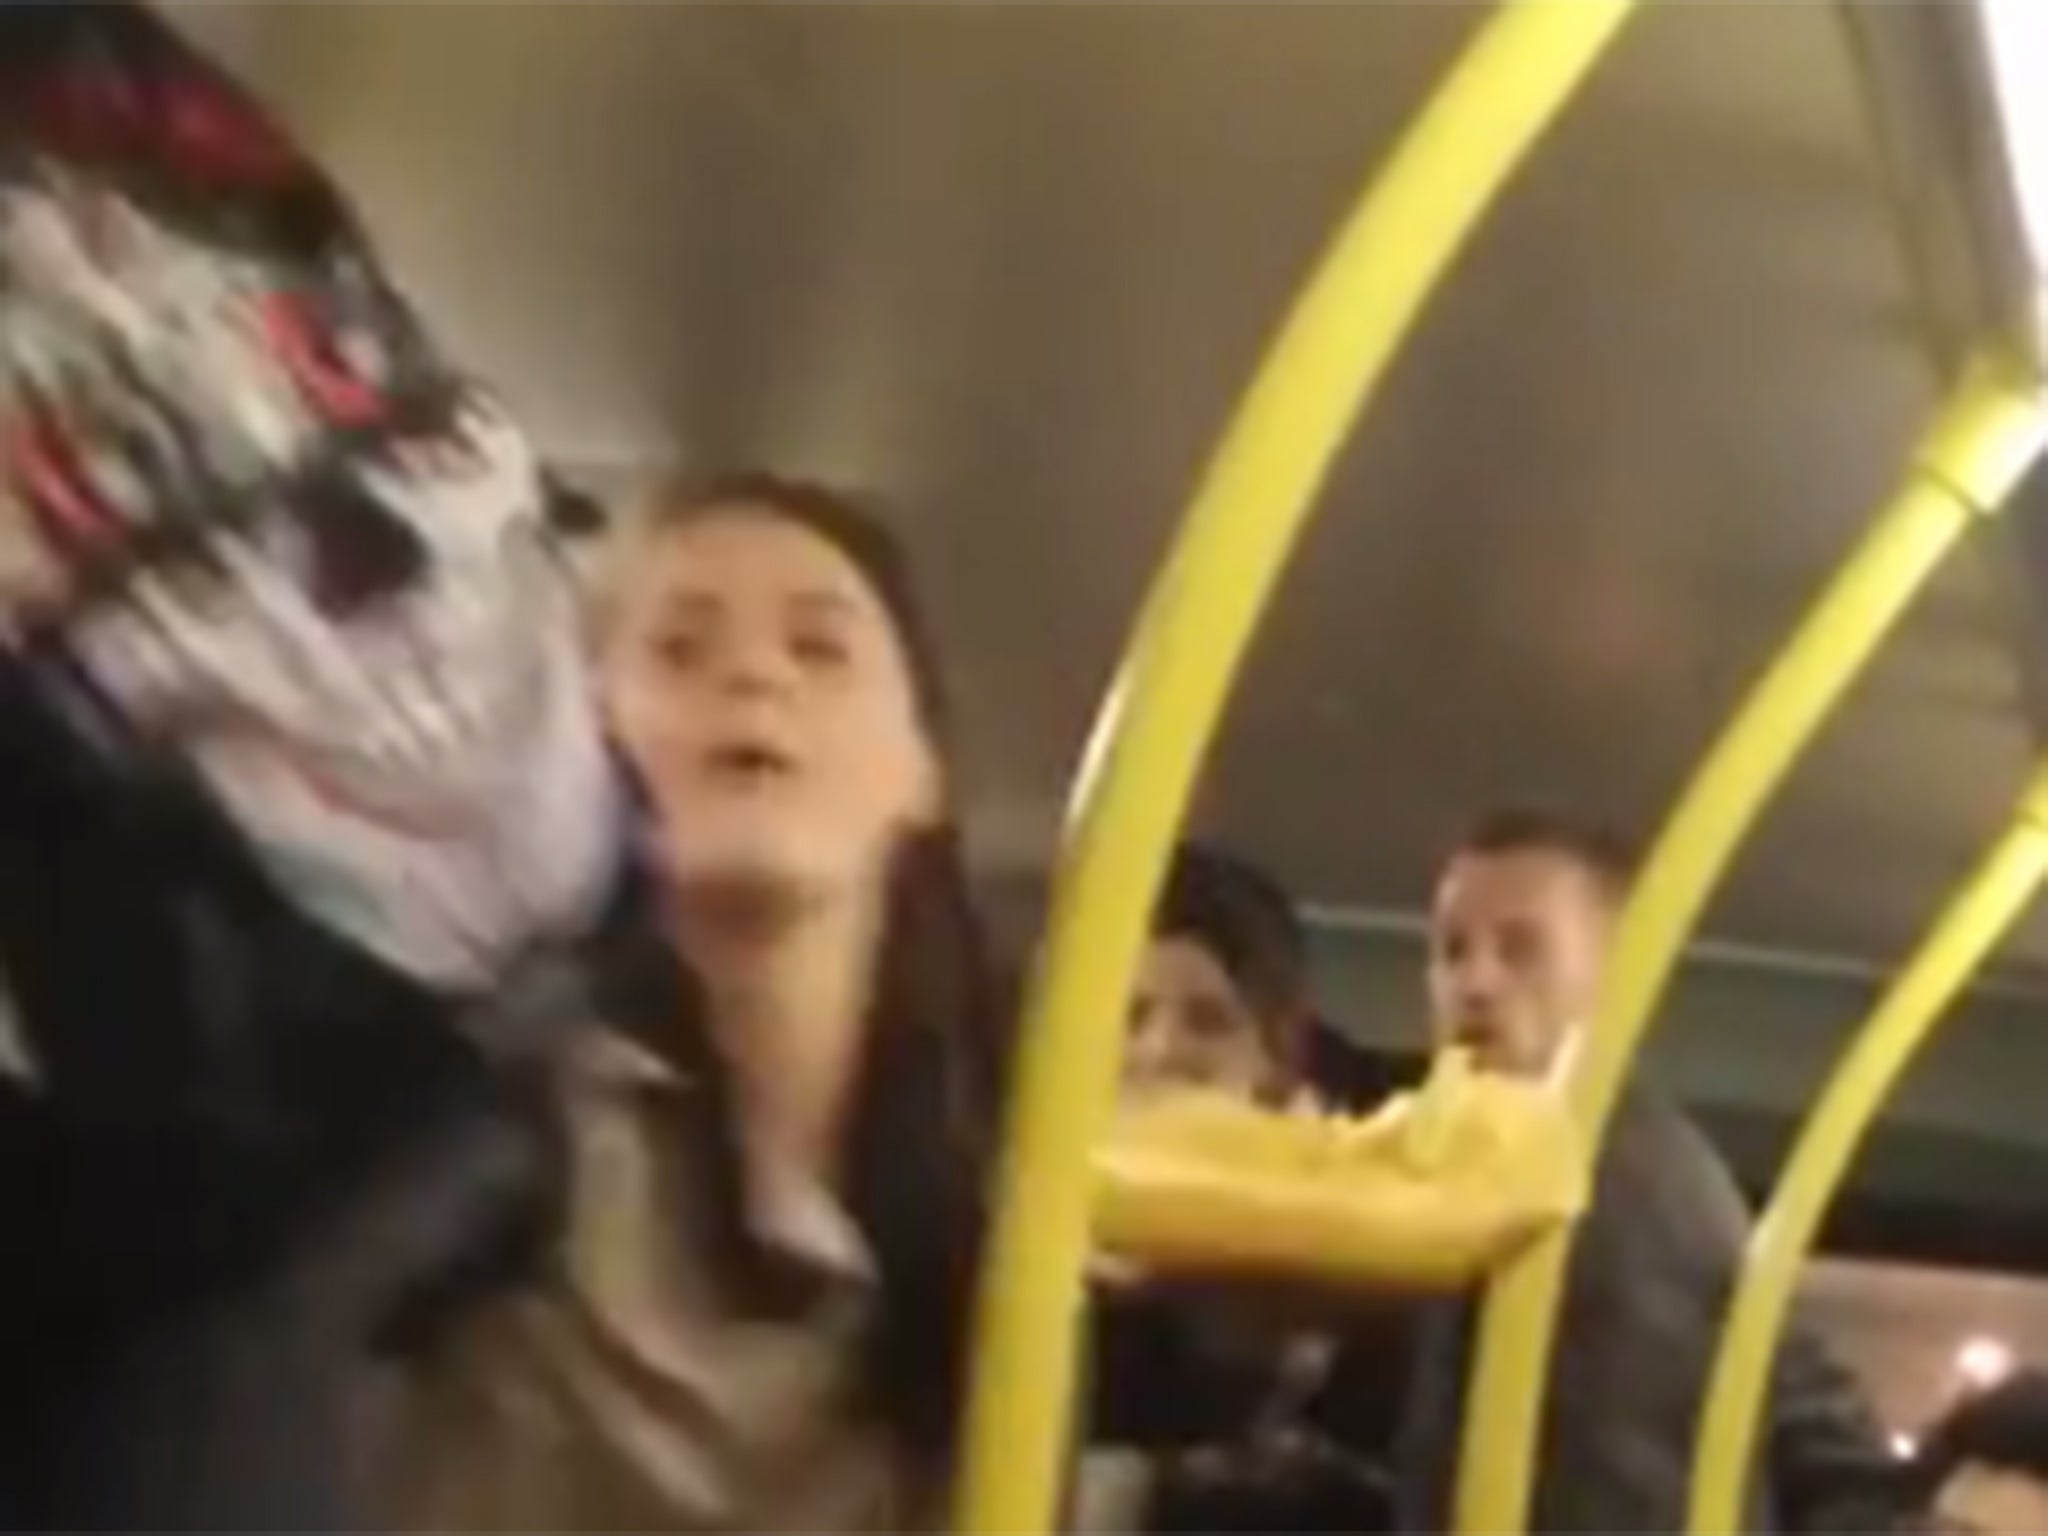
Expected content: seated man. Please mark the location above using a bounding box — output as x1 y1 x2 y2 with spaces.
1085 843 1404 1534
1395 807 1904 1534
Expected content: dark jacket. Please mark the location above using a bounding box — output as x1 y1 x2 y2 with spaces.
0 655 563 1531
1084 1033 1422 1532
1090 1286 1405 1532
1394 1089 1902 1535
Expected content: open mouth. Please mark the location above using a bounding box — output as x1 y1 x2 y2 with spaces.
704 739 798 789
1453 1019 1502 1057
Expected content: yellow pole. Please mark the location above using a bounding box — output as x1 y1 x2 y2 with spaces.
1454 361 2046 1536
1687 764 2048 1534
953 3 1638 1530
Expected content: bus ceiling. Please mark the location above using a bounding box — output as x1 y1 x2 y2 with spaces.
148 0 2048 983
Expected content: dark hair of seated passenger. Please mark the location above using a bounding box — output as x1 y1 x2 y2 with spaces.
1154 842 1308 1065
597 470 1003 1464
1915 1371 2048 1497
1450 804 1639 906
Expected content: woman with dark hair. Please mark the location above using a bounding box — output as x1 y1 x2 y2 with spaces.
387 474 1001 1530
1087 843 1404 1534
1122 843 1310 1105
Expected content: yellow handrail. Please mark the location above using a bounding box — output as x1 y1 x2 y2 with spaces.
1455 362 2047 1535
1687 763 2048 1535
952 3 1638 1530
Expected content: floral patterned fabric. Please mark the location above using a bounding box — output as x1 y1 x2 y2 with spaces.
0 1 615 989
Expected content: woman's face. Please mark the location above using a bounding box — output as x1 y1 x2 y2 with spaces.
1124 936 1281 1102
604 508 939 906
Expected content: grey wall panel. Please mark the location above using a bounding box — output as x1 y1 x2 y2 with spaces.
157 2 2048 978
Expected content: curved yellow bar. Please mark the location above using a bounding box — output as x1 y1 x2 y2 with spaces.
953 3 1638 1531
1455 362 2047 1536
1687 764 2048 1535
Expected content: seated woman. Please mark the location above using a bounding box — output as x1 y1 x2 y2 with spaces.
388 474 1003 1532
1122 845 1306 1106
1084 844 1406 1534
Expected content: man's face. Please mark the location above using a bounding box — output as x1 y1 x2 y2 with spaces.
1125 936 1281 1102
1427 847 1612 1078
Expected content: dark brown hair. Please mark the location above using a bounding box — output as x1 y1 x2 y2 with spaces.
1154 842 1308 1070
601 471 997 1461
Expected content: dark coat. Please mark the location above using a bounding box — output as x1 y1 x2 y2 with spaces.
0 657 557 1531
1393 1089 1903 1535
1083 1030 1422 1532
1090 1284 1406 1532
